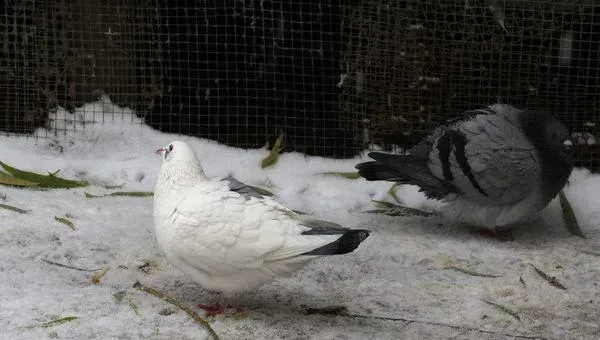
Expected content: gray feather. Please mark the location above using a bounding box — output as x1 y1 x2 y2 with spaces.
359 152 459 200
223 175 275 200
301 228 370 256
292 215 370 256
356 104 574 228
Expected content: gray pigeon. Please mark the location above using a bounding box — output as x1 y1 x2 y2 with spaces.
356 104 574 237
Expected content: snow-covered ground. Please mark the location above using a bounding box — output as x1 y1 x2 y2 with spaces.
2 98 600 340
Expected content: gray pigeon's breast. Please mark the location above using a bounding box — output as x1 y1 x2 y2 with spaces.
442 183 545 228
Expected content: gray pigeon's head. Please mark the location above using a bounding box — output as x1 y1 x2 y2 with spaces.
520 110 574 202
520 110 573 157
155 140 200 164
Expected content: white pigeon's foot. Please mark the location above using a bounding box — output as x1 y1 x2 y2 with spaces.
197 303 225 316
197 303 248 318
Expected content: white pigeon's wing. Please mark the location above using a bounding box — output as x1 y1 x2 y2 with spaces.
170 182 283 274
221 175 276 199
428 108 541 204
168 182 340 276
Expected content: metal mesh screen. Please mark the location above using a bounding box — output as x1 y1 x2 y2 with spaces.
1 0 38 134
342 0 600 169
1 0 160 131
1 1 600 168
146 1 353 157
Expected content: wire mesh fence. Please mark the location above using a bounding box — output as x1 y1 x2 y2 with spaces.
1 0 160 132
1 0 599 168
342 0 600 169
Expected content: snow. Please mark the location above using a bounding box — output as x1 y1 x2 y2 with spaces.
2 98 600 340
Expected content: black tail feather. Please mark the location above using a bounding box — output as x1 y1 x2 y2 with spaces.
356 152 457 200
356 152 435 185
302 230 370 256
355 161 401 181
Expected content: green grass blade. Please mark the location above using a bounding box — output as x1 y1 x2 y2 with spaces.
581 249 600 257
386 183 405 205
128 299 141 315
109 191 154 197
133 281 219 339
55 216 75 230
362 209 393 214
0 161 88 188
318 172 361 179
443 264 502 278
103 183 125 189
530 264 567 290
41 316 78 328
368 200 434 217
372 200 396 208
261 134 284 169
113 291 127 302
519 276 526 287
482 300 520 321
41 259 102 272
247 185 275 197
558 190 584 238
0 203 28 214
85 191 154 198
0 173 38 187
447 266 502 278
386 183 399 196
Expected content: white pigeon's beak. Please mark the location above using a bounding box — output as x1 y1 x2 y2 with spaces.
155 148 165 156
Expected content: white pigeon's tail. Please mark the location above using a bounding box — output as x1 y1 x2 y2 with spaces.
292 217 370 256
301 228 370 256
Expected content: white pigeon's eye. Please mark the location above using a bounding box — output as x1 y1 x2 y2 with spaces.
168 144 174 152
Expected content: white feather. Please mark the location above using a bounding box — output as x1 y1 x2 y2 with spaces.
153 141 360 294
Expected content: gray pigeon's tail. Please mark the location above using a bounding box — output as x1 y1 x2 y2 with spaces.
302 228 370 256
356 152 457 200
356 152 435 184
355 160 401 182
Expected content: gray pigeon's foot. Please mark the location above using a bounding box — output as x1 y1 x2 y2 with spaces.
494 226 514 242
470 226 514 241
305 305 348 316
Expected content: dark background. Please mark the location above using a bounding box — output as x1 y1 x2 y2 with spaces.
1 0 599 169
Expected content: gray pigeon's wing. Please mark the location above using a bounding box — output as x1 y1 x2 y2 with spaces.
222 175 276 200
408 107 496 158
427 105 541 204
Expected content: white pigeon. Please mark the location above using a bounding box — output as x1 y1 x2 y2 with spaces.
153 141 369 312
